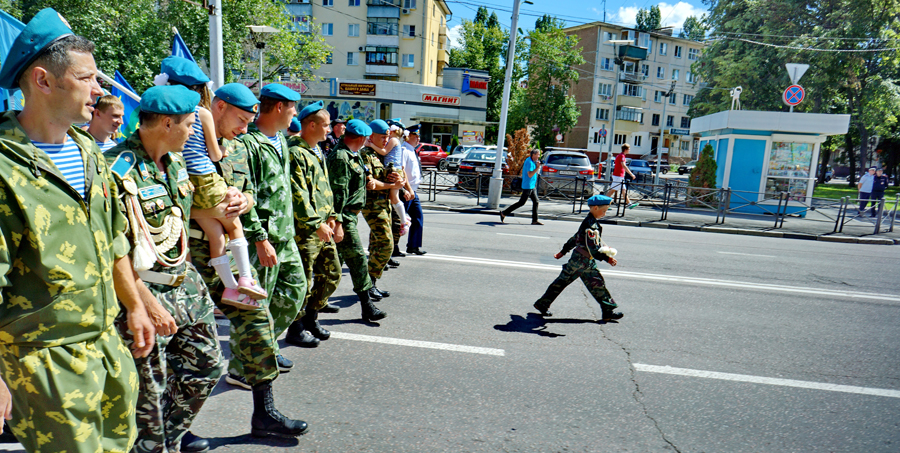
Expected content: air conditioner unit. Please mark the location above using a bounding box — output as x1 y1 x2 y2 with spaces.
402 8 411 14
359 46 364 51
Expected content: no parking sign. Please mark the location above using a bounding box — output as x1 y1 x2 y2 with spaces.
783 84 805 107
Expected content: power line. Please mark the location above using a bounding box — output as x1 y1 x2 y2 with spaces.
708 36 900 53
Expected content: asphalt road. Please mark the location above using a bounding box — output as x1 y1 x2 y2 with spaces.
5 209 898 452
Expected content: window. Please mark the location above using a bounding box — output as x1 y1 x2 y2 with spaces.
680 117 690 128
347 23 360 37
365 46 398 64
672 69 679 80
403 24 415 37
683 94 694 105
325 52 333 64
323 0 333 6
403 0 416 7
648 39 653 54
622 83 642 97
638 32 650 49
687 72 695 83
621 30 630 41
368 18 399 35
347 52 359 65
605 32 617 42
321 23 333 36
656 66 664 78
765 142 815 199
641 64 649 77
681 140 690 151
598 83 612 97
634 135 642 147
402 54 415 67
430 60 434 73
674 45 682 58
669 93 676 105
432 33 435 44
292 15 312 33
616 106 643 123
614 133 627 145
600 58 612 70
651 114 660 126
595 108 609 120
688 48 699 60
659 42 667 55
349 0 360 5
654 90 662 103
666 115 674 127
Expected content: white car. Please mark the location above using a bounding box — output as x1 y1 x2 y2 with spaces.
444 145 492 171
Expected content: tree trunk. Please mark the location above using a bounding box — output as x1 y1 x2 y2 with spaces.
857 123 869 172
818 147 831 184
846 132 857 186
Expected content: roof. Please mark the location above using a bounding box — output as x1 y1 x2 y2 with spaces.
690 110 851 136
563 21 707 46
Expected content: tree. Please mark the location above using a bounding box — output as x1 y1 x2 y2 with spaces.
679 15 707 40
509 18 584 150
690 143 717 189
505 128 532 184
635 5 661 32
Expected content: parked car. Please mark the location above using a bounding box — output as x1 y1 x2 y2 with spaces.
539 150 595 196
678 160 698 175
627 159 653 181
443 145 490 172
647 159 670 174
415 142 448 169
816 165 833 182
457 150 509 191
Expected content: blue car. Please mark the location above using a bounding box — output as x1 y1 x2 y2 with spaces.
627 159 653 181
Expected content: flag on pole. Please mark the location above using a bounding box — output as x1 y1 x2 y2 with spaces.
172 30 196 63
0 10 25 111
111 70 140 141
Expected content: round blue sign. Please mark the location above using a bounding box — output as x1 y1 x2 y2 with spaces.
783 84 805 106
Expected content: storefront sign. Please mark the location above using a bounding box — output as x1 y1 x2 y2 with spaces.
669 128 691 136
339 82 376 96
462 130 484 144
462 72 488 97
422 94 460 106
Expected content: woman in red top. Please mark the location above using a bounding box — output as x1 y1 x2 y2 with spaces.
606 144 639 208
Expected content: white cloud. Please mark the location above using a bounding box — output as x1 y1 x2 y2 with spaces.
591 7 603 16
447 24 463 48
613 2 706 31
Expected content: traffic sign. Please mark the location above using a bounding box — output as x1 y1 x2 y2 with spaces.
785 63 809 84
783 84 805 106
600 127 608 138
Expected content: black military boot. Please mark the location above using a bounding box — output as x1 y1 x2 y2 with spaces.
357 291 386 322
533 301 552 317
367 285 383 301
387 258 400 268
285 320 320 348
392 245 406 257
601 309 624 321
301 309 330 340
319 302 340 313
251 381 309 438
179 431 209 453
371 278 391 298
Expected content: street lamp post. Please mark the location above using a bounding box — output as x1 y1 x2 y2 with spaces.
486 0 532 210
603 40 635 181
654 80 676 186
247 25 279 93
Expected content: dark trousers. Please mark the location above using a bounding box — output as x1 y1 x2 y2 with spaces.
502 188 539 223
859 191 873 211
405 193 424 249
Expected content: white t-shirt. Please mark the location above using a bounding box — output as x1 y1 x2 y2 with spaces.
400 141 422 192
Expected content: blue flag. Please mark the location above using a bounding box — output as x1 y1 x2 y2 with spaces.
172 32 196 63
111 70 140 141
0 10 25 111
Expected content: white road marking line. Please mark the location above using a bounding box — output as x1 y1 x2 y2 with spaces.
412 254 900 303
635 364 900 399
497 233 550 239
330 331 505 356
717 251 776 258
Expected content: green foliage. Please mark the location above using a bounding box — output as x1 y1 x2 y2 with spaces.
679 15 707 41
635 5 661 32
689 144 717 189
450 134 459 151
534 14 565 33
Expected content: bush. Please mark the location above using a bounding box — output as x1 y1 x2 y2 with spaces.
689 144 717 188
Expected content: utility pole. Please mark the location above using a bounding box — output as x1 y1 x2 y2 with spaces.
208 0 224 89
654 80 676 186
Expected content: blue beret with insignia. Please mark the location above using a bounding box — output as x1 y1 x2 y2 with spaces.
387 118 406 130
161 55 210 86
214 83 259 113
297 100 324 122
140 85 200 115
587 194 613 206
288 117 302 133
0 8 75 89
345 119 372 137
259 83 301 102
369 119 389 135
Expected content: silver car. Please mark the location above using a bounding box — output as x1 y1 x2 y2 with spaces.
444 145 492 172
538 151 596 195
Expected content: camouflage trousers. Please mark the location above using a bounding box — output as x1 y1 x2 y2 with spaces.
250 239 306 352
361 200 393 280
295 232 342 318
189 235 279 386
116 262 224 453
534 252 617 313
334 213 373 293
0 327 139 453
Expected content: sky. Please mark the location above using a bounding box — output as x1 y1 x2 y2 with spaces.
445 0 709 47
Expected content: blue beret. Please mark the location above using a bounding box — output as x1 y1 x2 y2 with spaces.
345 119 372 137
0 8 75 89
587 194 613 206
297 100 324 122
161 55 210 86
369 119 389 135
387 118 406 130
214 83 259 113
140 85 200 115
259 83 301 102
288 117 301 133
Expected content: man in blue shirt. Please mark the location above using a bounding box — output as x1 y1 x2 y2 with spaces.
500 149 543 225
857 167 876 213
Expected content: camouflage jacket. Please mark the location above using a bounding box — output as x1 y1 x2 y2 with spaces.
188 137 258 238
560 214 610 262
287 136 334 237
326 139 367 223
361 146 391 207
0 111 130 348
239 124 294 244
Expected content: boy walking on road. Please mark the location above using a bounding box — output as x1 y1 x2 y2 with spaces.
606 144 639 209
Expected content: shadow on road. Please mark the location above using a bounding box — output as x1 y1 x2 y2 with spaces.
206 433 300 450
475 221 504 226
494 313 606 337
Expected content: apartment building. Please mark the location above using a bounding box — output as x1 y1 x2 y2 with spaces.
283 0 451 85
562 22 706 163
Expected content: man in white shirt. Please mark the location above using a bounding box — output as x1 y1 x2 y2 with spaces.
401 126 426 255
87 94 124 151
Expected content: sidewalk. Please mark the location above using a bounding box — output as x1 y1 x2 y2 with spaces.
418 189 900 245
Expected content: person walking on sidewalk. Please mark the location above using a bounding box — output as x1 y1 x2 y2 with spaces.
606 144 639 209
857 167 876 214
870 168 890 217
500 148 543 225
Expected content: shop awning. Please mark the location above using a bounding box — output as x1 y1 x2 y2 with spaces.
410 116 497 126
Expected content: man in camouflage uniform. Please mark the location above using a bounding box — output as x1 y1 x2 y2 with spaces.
327 120 387 323
191 83 308 438
238 83 309 349
285 101 342 347
0 10 155 453
361 119 403 300
106 85 225 453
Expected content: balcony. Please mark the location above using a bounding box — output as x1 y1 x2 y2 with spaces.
619 71 647 84
617 44 648 61
615 107 643 123
366 64 399 76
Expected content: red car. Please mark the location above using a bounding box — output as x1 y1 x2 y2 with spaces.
415 143 448 170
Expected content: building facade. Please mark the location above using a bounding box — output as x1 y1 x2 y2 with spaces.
282 0 451 85
563 22 706 163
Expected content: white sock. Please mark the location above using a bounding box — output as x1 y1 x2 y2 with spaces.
227 237 254 280
392 202 407 225
209 255 238 289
